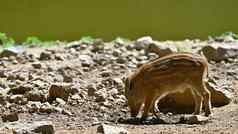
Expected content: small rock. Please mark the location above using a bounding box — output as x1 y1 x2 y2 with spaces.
54 54 64 61
68 86 80 95
102 101 112 108
78 44 87 50
126 44 135 50
39 51 53 60
39 102 54 113
99 106 107 113
12 59 18 64
112 77 124 86
108 88 119 98
27 101 41 113
0 71 7 78
53 107 63 113
67 41 81 49
63 74 73 83
0 92 6 105
79 54 94 67
147 42 178 57
93 54 111 65
71 94 81 100
26 53 37 62
91 39 105 53
0 121 54 134
10 84 33 94
115 98 126 104
92 40 105 52
31 121 55 134
95 90 107 102
100 71 111 77
87 84 97 96
62 109 73 116
201 43 238 61
92 117 100 126
97 124 129 134
116 57 127 64
135 36 153 50
47 83 71 102
180 115 209 124
56 98 66 105
93 38 104 46
0 46 24 58
1 112 19 122
25 89 46 102
8 94 27 105
112 49 122 57
31 62 42 69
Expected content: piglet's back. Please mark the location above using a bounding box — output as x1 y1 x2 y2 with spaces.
139 53 208 78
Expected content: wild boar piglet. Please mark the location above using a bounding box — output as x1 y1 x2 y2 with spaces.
125 53 212 120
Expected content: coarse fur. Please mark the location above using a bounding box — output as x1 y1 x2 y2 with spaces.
125 52 212 120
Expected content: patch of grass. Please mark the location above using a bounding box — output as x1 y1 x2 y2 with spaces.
40 41 63 48
0 32 15 48
213 31 238 40
23 36 42 47
80 36 95 45
0 32 64 50
113 37 131 44
221 31 238 39
23 36 64 48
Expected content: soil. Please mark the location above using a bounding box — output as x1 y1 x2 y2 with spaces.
0 40 238 134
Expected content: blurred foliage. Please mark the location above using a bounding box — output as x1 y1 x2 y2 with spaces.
210 31 238 41
80 36 95 45
23 36 42 47
113 37 131 44
220 32 238 40
0 32 15 48
23 36 64 48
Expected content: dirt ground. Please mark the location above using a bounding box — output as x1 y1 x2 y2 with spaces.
0 40 238 134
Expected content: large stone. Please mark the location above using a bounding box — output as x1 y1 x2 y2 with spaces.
201 43 238 61
0 121 54 134
0 46 25 58
31 121 55 134
146 41 178 57
158 80 232 113
97 124 129 134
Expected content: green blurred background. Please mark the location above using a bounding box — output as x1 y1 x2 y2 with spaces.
0 0 237 42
